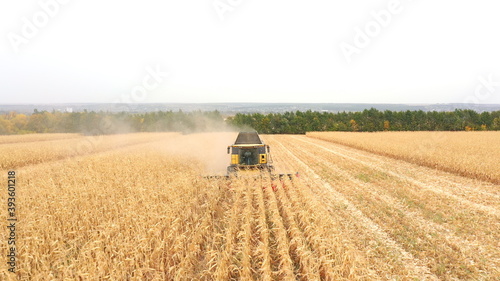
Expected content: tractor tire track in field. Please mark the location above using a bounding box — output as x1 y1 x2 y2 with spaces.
265 134 500 280
293 136 500 217
5 132 499 280
306 132 500 185
265 135 439 280
288 137 500 235
279 137 499 278
307 134 500 200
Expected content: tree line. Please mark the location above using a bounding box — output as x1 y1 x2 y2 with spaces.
0 110 226 135
226 108 500 133
0 108 499 135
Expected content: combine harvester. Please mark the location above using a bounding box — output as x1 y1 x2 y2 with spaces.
207 131 296 180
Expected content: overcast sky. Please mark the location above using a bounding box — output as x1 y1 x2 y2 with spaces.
1 0 499 104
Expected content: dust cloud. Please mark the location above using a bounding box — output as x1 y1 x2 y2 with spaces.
151 132 238 175
78 114 255 175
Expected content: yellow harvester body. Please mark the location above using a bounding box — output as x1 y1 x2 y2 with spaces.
227 132 274 175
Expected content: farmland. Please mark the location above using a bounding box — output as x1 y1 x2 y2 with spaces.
307 131 500 184
1 132 499 280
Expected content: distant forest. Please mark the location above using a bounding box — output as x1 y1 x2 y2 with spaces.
1 108 499 135
228 109 500 133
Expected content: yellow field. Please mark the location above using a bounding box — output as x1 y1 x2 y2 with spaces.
0 133 169 169
0 133 81 145
1 132 499 280
307 131 500 184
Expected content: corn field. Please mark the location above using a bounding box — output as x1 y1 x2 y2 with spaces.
1 132 499 280
306 131 500 184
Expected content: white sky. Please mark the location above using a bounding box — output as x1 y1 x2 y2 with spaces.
1 0 499 104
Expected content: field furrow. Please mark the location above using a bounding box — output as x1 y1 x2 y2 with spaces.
288 136 500 251
266 135 436 280
262 179 296 280
306 131 500 184
296 136 500 217
252 178 273 280
265 135 500 280
1 132 498 280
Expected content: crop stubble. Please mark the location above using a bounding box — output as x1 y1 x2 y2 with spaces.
0 132 498 280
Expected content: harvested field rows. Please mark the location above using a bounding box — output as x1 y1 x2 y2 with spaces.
0 132 498 280
265 135 500 280
306 131 500 184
